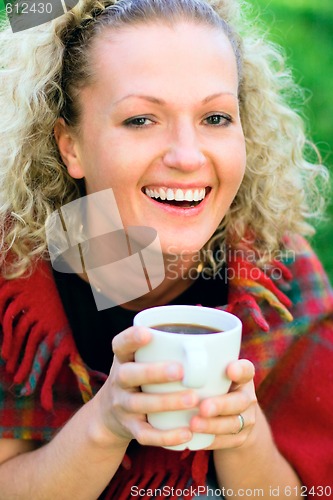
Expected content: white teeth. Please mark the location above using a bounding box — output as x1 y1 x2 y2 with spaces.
175 189 184 201
185 190 193 201
166 188 175 201
145 187 207 202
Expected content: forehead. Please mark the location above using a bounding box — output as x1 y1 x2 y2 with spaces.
87 21 239 98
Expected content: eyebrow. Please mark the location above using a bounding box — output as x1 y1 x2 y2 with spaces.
202 92 237 104
113 92 237 107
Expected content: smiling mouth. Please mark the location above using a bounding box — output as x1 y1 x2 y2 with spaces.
143 186 211 208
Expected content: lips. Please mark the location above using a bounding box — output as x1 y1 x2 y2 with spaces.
143 186 211 208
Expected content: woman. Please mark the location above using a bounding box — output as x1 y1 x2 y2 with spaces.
0 0 332 498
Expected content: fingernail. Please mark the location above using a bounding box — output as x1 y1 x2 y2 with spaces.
135 327 149 342
207 403 217 417
180 430 192 442
166 364 180 380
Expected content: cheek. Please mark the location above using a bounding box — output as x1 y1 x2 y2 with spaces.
233 152 247 186
80 147 128 191
218 143 246 188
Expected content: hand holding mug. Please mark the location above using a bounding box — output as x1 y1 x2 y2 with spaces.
134 305 242 450
95 325 199 449
190 358 257 450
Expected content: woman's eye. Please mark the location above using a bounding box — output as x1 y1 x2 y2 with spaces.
124 116 154 128
204 114 232 126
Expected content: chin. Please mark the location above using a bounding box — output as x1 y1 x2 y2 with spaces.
161 239 207 260
152 225 215 260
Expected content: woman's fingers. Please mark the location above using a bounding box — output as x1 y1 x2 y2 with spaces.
130 419 193 448
117 360 183 388
198 388 254 418
110 336 257 449
191 413 249 435
190 392 256 447
186 358 257 447
226 359 255 387
112 326 152 363
118 388 198 414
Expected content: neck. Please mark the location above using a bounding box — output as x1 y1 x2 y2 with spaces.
120 252 203 311
78 253 202 312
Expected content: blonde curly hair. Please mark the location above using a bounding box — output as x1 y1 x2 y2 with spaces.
0 0 329 278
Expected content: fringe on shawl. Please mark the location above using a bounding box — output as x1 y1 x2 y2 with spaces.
224 257 293 331
0 263 93 411
104 449 209 500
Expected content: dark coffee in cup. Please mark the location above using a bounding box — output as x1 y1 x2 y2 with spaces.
151 323 220 334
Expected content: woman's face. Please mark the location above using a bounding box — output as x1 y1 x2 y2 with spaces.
60 21 246 257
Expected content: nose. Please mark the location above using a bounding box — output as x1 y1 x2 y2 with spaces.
162 122 206 172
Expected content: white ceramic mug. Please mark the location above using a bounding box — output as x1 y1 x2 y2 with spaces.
134 305 242 451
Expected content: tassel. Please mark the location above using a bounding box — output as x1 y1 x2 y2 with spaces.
6 312 36 373
244 282 293 322
1 299 17 359
1 294 33 361
19 337 52 397
0 259 95 411
41 332 73 411
226 293 270 332
225 253 294 332
69 353 94 404
169 472 189 498
104 472 141 500
270 259 293 280
191 450 209 487
148 472 170 498
103 445 209 500
230 258 292 309
13 324 48 384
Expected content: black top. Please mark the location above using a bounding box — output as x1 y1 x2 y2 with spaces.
53 268 228 374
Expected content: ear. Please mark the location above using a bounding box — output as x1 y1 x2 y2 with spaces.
54 118 85 179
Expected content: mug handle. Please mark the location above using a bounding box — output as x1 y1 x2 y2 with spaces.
182 339 208 388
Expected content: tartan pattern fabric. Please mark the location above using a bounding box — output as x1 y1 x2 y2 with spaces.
0 358 87 441
224 235 333 488
0 233 333 495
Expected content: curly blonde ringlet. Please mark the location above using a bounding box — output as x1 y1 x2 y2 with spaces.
0 0 329 278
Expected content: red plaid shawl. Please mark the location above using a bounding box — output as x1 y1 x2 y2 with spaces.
0 234 333 497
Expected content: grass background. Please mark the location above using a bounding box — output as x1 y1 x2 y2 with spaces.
1 0 332 282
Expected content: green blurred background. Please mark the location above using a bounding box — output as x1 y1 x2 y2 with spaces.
252 0 333 283
1 0 332 282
